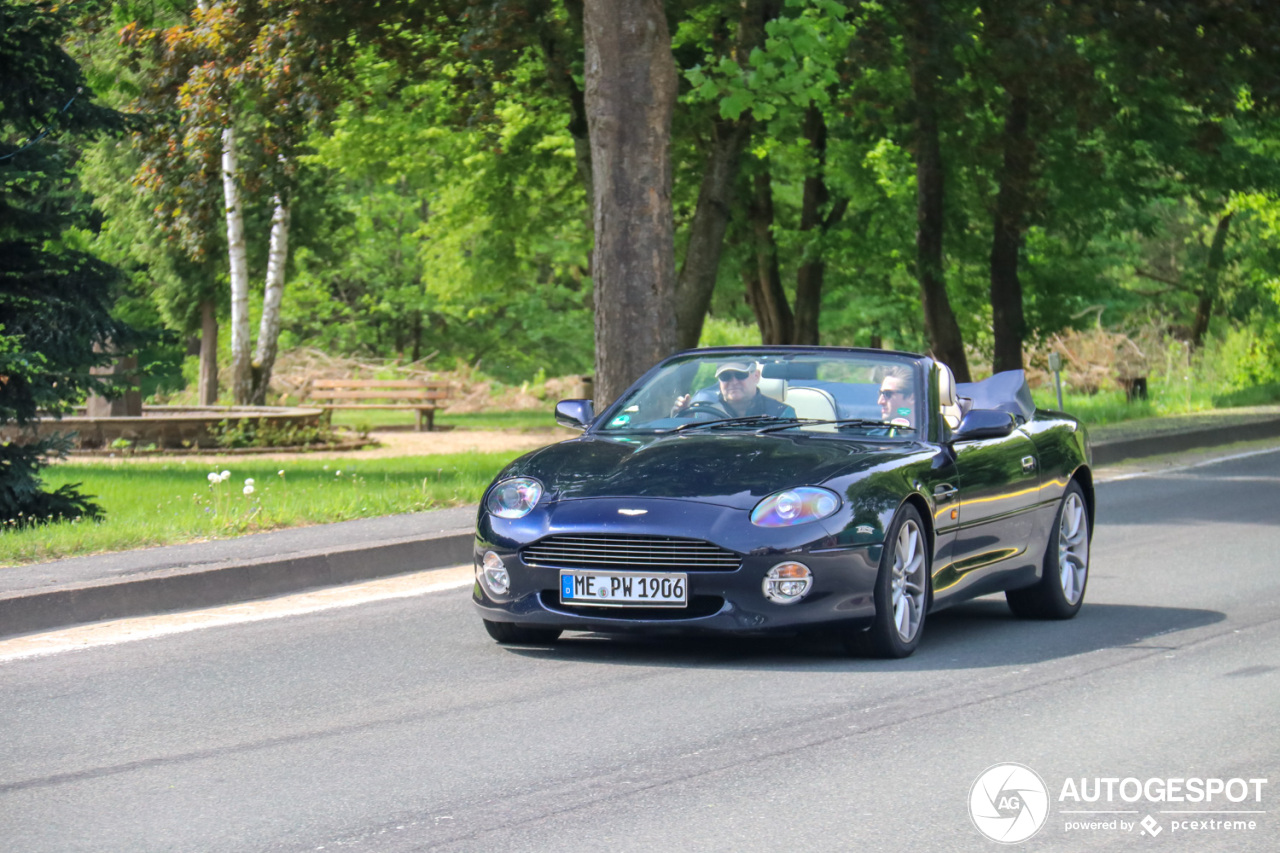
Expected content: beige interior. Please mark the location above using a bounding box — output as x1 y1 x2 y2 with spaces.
938 363 962 429
757 377 787 403
786 386 838 429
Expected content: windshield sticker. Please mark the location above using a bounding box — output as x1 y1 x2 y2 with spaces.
609 414 631 428
896 407 912 417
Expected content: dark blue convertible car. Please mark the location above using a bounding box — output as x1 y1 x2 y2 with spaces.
473 347 1093 658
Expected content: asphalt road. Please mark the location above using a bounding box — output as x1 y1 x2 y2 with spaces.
2 449 1278 852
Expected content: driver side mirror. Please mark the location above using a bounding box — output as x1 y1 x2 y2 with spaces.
555 399 595 430
950 409 1016 442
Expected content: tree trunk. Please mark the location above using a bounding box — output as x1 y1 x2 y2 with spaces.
584 0 679 408
221 125 252 404
989 92 1033 375
198 299 218 405
673 0 774 350
745 168 793 344
905 0 970 381
1191 212 1233 350
675 117 751 349
250 194 291 405
793 104 848 346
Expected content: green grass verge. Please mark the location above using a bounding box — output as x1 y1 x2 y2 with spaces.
1032 380 1280 426
0 451 525 566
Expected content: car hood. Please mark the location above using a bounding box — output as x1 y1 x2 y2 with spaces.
500 432 919 509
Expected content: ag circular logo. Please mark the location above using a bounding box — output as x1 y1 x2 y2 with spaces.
969 763 1050 843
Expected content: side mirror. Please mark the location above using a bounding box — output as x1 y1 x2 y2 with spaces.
950 409 1016 442
555 399 595 430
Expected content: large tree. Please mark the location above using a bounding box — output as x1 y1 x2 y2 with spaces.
583 0 679 406
1 0 130 523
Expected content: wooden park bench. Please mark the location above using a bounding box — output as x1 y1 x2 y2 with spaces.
302 378 450 431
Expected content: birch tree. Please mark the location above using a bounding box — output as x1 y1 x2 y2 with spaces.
123 0 338 404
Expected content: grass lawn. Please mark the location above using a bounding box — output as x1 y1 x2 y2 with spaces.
1032 380 1280 426
0 451 524 566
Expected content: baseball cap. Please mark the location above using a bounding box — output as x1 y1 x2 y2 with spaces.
715 361 757 379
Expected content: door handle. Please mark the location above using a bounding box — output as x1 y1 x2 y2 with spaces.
1022 455 1037 473
933 484 958 501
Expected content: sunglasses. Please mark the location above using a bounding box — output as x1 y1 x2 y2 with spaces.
718 370 751 382
878 388 904 398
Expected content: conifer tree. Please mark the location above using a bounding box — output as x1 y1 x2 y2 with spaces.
1 0 130 524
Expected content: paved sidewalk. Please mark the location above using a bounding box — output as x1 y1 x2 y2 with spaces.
4 409 1280 640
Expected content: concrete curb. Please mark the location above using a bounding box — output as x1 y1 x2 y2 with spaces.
0 528 475 640
1091 415 1280 465
4 414 1279 641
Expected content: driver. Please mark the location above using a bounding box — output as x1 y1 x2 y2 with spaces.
673 361 797 419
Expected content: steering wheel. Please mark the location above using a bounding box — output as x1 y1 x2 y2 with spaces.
678 400 731 419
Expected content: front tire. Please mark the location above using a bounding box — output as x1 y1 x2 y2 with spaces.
847 504 930 658
482 619 563 645
1006 480 1090 619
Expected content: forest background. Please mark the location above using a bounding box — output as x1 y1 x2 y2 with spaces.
5 0 1280 524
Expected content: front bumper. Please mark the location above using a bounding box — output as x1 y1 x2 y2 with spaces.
472 497 882 635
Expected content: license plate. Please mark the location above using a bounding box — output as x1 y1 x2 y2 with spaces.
559 571 687 608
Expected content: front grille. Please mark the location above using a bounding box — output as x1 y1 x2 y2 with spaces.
522 534 741 572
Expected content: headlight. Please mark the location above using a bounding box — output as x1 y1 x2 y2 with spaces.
751 486 840 527
486 477 544 518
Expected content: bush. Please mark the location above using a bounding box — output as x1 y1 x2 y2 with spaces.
210 417 346 449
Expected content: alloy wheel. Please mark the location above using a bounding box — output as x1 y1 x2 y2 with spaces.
1057 491 1089 605
891 518 927 642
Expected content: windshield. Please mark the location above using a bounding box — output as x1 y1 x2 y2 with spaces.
597 350 923 436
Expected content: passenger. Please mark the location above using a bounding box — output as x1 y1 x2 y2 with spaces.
876 365 916 427
673 361 797 419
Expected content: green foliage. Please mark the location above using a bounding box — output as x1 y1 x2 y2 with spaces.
42 0 1280 412
208 416 341 449
287 43 594 381
1 0 136 525
696 316 760 348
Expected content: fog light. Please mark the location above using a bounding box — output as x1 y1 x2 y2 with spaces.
762 562 812 604
477 551 510 596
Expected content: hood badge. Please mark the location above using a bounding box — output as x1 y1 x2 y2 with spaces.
618 509 648 516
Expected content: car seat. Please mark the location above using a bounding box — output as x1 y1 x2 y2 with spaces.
786 386 838 430
938 363 963 429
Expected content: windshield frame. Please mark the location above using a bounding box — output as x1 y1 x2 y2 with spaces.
588 346 934 439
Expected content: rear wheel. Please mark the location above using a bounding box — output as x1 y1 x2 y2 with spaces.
1006 481 1090 619
482 619 563 645
847 504 930 658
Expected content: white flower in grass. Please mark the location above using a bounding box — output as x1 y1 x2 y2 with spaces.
219 470 231 482
243 485 255 496
335 470 342 477
207 472 219 484
244 478 255 487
